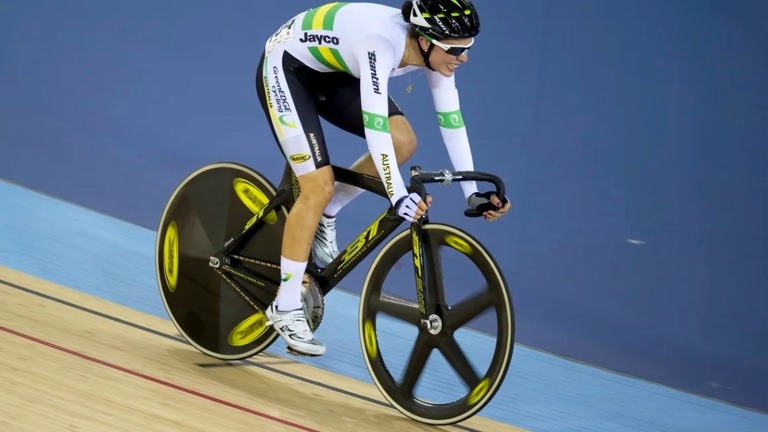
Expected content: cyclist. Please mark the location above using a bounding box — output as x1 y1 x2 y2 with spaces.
256 0 510 356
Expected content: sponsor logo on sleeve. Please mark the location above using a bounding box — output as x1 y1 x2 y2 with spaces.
380 153 395 198
368 51 382 95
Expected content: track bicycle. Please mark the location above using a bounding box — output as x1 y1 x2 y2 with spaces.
155 161 515 425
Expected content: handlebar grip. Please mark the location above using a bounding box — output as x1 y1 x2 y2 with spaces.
409 177 427 199
464 192 508 218
463 173 505 218
408 169 506 218
464 208 483 218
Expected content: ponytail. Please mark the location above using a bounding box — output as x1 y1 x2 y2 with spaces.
401 1 413 23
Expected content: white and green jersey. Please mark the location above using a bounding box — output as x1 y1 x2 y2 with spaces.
263 2 478 202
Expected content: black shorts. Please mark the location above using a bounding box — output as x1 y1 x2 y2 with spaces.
256 51 403 176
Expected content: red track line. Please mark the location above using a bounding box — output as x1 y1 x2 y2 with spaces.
0 324 318 432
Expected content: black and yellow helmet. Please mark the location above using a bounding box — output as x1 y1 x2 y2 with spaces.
407 0 481 39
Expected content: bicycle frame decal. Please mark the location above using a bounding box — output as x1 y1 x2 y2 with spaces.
444 234 473 255
223 266 267 287
291 171 301 201
233 178 278 224
163 221 179 292
336 210 388 272
228 312 269 347
242 205 276 233
468 377 491 406
412 228 426 314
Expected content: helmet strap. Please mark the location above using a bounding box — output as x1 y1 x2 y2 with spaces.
419 41 437 71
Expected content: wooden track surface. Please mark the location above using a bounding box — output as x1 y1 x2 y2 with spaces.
0 266 523 432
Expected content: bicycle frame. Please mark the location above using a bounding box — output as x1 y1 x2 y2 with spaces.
209 163 504 329
211 165 408 293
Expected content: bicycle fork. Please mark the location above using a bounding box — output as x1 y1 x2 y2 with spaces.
411 221 446 334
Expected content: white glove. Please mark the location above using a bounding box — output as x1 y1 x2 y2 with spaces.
394 192 424 223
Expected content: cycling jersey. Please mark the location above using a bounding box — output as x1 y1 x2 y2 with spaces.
259 2 478 203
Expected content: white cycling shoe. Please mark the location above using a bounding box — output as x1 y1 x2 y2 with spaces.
312 214 339 268
265 303 326 356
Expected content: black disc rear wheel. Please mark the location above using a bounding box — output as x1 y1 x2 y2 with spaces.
155 162 286 360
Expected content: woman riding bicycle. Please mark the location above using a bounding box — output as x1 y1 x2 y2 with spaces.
256 0 510 356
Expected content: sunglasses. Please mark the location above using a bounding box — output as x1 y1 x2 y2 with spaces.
416 29 474 57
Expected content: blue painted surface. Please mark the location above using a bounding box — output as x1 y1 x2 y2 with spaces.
2 180 767 431
2 0 767 412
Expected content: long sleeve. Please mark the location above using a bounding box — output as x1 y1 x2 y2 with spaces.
426 70 478 199
356 36 409 205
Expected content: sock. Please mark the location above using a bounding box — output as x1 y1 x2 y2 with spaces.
275 256 308 311
323 182 365 217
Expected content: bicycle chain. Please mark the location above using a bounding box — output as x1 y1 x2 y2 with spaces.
215 255 280 312
219 256 324 330
230 254 280 270
214 268 261 312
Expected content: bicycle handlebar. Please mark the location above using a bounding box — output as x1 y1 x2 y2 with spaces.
408 166 506 218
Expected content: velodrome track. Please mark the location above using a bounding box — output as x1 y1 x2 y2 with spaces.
1 179 766 431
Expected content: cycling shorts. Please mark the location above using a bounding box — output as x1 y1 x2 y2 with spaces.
256 51 404 176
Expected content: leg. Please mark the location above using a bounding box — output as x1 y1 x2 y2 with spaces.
282 166 335 262
255 50 332 356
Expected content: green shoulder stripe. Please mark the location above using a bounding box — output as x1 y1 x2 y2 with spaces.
302 2 348 31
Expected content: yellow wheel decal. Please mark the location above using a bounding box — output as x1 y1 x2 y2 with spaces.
364 319 378 359
228 312 268 347
233 178 278 224
445 234 473 255
468 377 490 406
163 221 179 292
